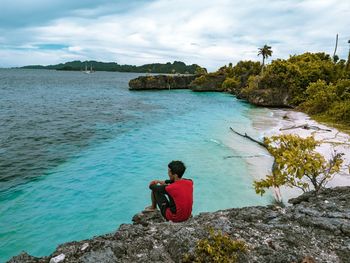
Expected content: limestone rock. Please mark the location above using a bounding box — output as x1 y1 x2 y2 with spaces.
49 254 65 263
245 88 291 107
8 186 350 263
189 73 226 92
128 75 196 90
132 210 166 226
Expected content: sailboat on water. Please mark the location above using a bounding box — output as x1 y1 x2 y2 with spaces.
84 63 95 74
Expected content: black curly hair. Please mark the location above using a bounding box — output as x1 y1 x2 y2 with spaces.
168 160 186 178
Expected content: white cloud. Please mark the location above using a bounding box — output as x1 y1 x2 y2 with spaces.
67 46 83 52
1 0 349 71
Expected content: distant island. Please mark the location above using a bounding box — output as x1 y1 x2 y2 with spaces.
20 60 205 74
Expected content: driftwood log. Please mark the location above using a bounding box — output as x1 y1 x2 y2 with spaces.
224 154 268 159
229 127 267 148
229 127 282 202
280 124 332 132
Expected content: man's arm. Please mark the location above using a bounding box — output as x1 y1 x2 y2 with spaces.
149 183 167 194
149 179 173 186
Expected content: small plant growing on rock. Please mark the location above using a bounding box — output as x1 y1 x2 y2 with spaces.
254 134 343 196
183 228 247 263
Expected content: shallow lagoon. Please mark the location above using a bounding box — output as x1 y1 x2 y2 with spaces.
0 70 273 261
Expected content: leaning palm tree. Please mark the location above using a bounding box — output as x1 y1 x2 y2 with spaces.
258 45 273 68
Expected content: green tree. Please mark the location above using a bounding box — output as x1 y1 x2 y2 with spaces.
222 77 240 93
195 66 208 75
258 45 273 68
297 79 350 125
328 101 350 124
254 135 343 196
230 60 261 87
243 52 344 106
299 80 337 114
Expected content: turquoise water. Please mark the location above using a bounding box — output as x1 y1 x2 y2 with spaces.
0 69 272 262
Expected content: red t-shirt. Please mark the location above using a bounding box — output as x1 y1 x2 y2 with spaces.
165 179 193 222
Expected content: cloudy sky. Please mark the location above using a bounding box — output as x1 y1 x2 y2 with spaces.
0 0 349 71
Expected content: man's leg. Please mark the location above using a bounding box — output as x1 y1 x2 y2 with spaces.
151 192 157 209
152 190 169 218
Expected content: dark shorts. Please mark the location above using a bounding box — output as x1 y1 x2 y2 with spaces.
152 190 175 218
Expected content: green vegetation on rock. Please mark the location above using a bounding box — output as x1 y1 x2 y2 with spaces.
189 49 350 128
183 228 247 263
189 71 226 91
299 79 350 125
243 52 346 106
189 61 261 93
222 77 240 94
223 61 261 91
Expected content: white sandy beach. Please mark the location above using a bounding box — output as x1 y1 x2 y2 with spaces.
226 108 350 202
266 110 350 200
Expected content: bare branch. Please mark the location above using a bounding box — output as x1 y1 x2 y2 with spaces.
279 124 331 132
229 127 267 148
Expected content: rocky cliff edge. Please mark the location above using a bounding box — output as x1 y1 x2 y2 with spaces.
9 186 350 263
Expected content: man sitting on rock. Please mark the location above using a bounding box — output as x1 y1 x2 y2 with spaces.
144 160 193 222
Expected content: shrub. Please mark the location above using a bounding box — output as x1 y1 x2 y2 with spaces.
328 101 350 124
222 77 240 93
242 52 346 106
230 61 261 88
299 80 336 114
254 135 343 195
191 75 208 85
195 66 208 75
183 229 247 263
334 79 350 99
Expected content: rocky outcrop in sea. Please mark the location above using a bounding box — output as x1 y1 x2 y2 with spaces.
128 73 292 107
128 75 196 90
188 73 226 92
9 186 350 263
128 73 226 92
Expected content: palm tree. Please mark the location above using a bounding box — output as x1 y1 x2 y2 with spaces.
332 34 339 62
347 40 350 70
258 45 273 68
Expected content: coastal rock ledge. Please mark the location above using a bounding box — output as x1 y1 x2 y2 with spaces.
128 75 196 90
9 186 350 263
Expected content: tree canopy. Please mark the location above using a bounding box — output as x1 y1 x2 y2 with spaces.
22 60 205 74
254 135 343 196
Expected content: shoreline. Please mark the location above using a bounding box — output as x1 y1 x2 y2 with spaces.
225 106 350 202
252 108 350 200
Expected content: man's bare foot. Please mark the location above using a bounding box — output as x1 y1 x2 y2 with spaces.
143 205 157 213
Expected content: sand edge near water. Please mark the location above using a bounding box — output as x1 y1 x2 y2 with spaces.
227 108 350 201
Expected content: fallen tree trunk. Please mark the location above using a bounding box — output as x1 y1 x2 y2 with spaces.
229 127 267 148
229 127 282 203
224 154 268 159
280 124 331 132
